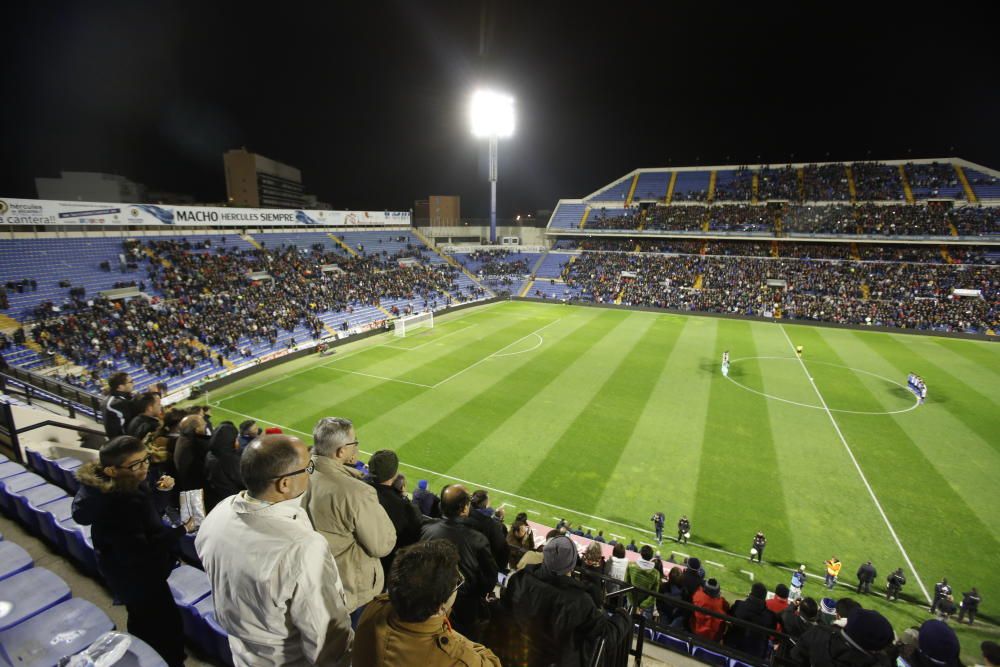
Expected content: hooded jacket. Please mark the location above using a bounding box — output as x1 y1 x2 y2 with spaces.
203 423 244 512
71 461 183 604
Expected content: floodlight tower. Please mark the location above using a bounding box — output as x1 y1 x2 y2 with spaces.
470 89 515 243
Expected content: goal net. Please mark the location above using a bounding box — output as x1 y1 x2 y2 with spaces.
394 310 434 337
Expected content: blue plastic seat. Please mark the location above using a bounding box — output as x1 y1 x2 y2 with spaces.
112 633 169 667
693 646 729 666
59 518 100 577
189 595 219 657
36 496 75 553
0 567 72 631
167 564 212 607
0 453 8 462
0 541 33 581
24 449 47 477
0 473 46 516
205 612 235 667
729 659 758 667
179 532 202 568
56 458 85 493
0 462 25 480
655 632 691 655
46 457 82 489
0 598 114 667
12 483 68 534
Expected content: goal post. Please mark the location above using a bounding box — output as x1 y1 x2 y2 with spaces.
394 310 434 337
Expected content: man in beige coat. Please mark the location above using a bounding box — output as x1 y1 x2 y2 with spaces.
305 416 396 626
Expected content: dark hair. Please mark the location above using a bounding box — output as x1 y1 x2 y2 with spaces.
640 545 655 560
750 582 768 600
388 540 460 622
440 485 470 518
835 597 861 618
240 435 300 495
775 583 790 598
162 408 186 432
612 543 626 558
133 391 159 415
470 489 489 509
392 473 406 494
108 372 130 392
100 435 146 468
799 597 819 621
238 420 257 436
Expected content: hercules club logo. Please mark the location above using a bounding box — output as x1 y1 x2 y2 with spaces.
0 200 8 215
131 208 139 217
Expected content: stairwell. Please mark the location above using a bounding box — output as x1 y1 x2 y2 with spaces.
665 172 678 204
845 165 858 202
954 164 978 203
751 172 760 204
940 246 956 264
850 243 861 260
327 233 360 257
578 207 591 230
770 241 779 258
624 173 640 207
241 234 263 250
898 164 915 204
707 171 718 202
797 167 805 201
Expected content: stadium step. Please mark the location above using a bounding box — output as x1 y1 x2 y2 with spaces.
624 173 639 207
665 171 678 204
527 252 549 279
410 228 493 297
940 246 955 264
707 170 718 202
0 313 22 333
850 243 861 260
185 337 233 369
953 164 978 203
948 221 959 237
142 246 172 268
578 206 591 230
241 234 263 250
845 165 858 202
614 288 624 305
898 164 915 204
861 283 870 300
751 172 760 204
701 210 710 233
22 338 69 367
637 209 648 231
327 233 359 257
797 166 805 200
700 241 708 255
771 241 779 258
774 214 784 237
518 280 535 297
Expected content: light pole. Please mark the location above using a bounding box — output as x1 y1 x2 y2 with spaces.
470 89 515 244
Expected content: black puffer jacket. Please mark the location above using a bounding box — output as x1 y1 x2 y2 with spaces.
71 462 184 604
790 625 891 667
725 595 777 658
203 423 244 512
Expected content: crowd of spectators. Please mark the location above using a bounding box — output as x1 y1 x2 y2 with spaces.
757 165 800 201
713 167 755 201
645 205 707 231
802 163 852 201
707 204 774 232
851 162 905 200
905 162 961 195
586 208 642 230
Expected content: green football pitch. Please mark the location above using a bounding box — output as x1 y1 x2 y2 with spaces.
204 300 1000 651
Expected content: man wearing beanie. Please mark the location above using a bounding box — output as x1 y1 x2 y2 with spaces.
726 582 778 658
691 578 730 641
493 535 614 666
981 640 1000 667
792 609 895 667
897 619 961 667
367 450 423 586
412 478 440 517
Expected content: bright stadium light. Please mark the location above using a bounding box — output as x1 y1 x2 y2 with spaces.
470 89 515 242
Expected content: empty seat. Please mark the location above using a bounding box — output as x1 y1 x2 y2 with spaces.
189 595 220 657
112 633 169 667
0 567 72 631
46 457 83 489
693 646 730 666
729 659 758 667
0 598 114 667
36 496 75 553
655 632 691 654
167 564 211 608
0 541 33 581
205 612 235 667
11 483 68 534
0 472 46 516
59 518 100 577
0 462 25 479
24 449 47 477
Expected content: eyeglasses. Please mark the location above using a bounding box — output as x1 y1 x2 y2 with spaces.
118 455 151 472
272 459 316 481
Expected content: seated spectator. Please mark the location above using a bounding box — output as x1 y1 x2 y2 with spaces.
366 449 423 585
792 609 896 667
73 436 193 666
725 582 778 658
691 578 729 642
203 421 245 512
413 478 441 517
354 540 501 666
656 566 684 621
490 535 616 667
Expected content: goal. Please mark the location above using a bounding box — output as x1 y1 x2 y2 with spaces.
394 311 434 337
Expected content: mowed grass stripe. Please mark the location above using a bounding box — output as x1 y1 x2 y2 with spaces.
790 327 1000 607
927 336 1000 382
388 308 625 472
594 315 711 526
693 320 794 562
516 314 684 517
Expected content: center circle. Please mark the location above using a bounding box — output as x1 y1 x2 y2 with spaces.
724 356 920 416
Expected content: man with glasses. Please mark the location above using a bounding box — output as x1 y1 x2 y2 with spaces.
354 540 501 666
73 435 193 667
305 417 396 627
197 433 353 667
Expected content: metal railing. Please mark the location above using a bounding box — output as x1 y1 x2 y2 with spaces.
0 369 104 422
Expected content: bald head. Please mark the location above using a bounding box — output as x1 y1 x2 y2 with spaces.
440 484 470 518
241 434 308 500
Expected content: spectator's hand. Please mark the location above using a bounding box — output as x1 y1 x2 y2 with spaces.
156 475 175 491
183 517 198 533
495 507 505 521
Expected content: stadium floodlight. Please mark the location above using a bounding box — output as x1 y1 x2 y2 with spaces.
470 89 515 243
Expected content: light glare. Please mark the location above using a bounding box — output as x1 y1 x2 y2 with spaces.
470 90 515 138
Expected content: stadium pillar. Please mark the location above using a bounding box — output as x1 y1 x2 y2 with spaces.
489 134 498 243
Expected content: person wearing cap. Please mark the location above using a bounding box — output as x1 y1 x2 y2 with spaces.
792 609 895 667
493 535 613 666
306 417 397 627
412 478 441 517
981 640 1000 667
726 582 778 658
957 587 981 625
691 578 730 641
366 450 423 587
420 484 498 641
898 619 961 667
856 560 877 595
790 565 808 602
353 540 501 666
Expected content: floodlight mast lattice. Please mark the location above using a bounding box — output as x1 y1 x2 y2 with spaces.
470 90 515 243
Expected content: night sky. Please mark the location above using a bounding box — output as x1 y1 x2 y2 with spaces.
3 2 998 218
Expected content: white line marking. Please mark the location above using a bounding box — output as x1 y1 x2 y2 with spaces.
498 502 515 509
610 533 626 540
320 366 435 388
431 319 562 388
705 560 724 568
778 324 931 604
492 332 544 357
384 324 477 351
740 570 755 581
672 552 690 560
525 509 540 515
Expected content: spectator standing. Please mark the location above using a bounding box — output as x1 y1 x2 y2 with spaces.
196 434 353 667
825 556 842 589
725 583 778 658
420 484 499 641
412 479 441 517
102 372 135 438
366 449 423 586
778 597 819 641
691 578 729 642
506 513 535 569
957 587 981 625
626 545 661 622
203 422 245 512
981 641 1000 667
626 538 638 553
354 540 501 666
125 391 162 441
791 609 895 667
72 436 192 666
305 417 396 626
173 414 210 491
856 560 877 595
767 583 791 618
466 490 509 572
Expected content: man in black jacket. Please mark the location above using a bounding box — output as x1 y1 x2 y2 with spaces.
886 568 906 601
72 435 196 667
203 422 245 512
367 450 423 585
125 391 162 441
102 372 135 438
790 609 895 667
466 489 509 573
856 561 877 595
420 484 499 640
725 582 777 658
958 588 981 625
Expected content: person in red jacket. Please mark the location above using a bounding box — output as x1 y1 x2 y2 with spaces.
691 578 729 642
